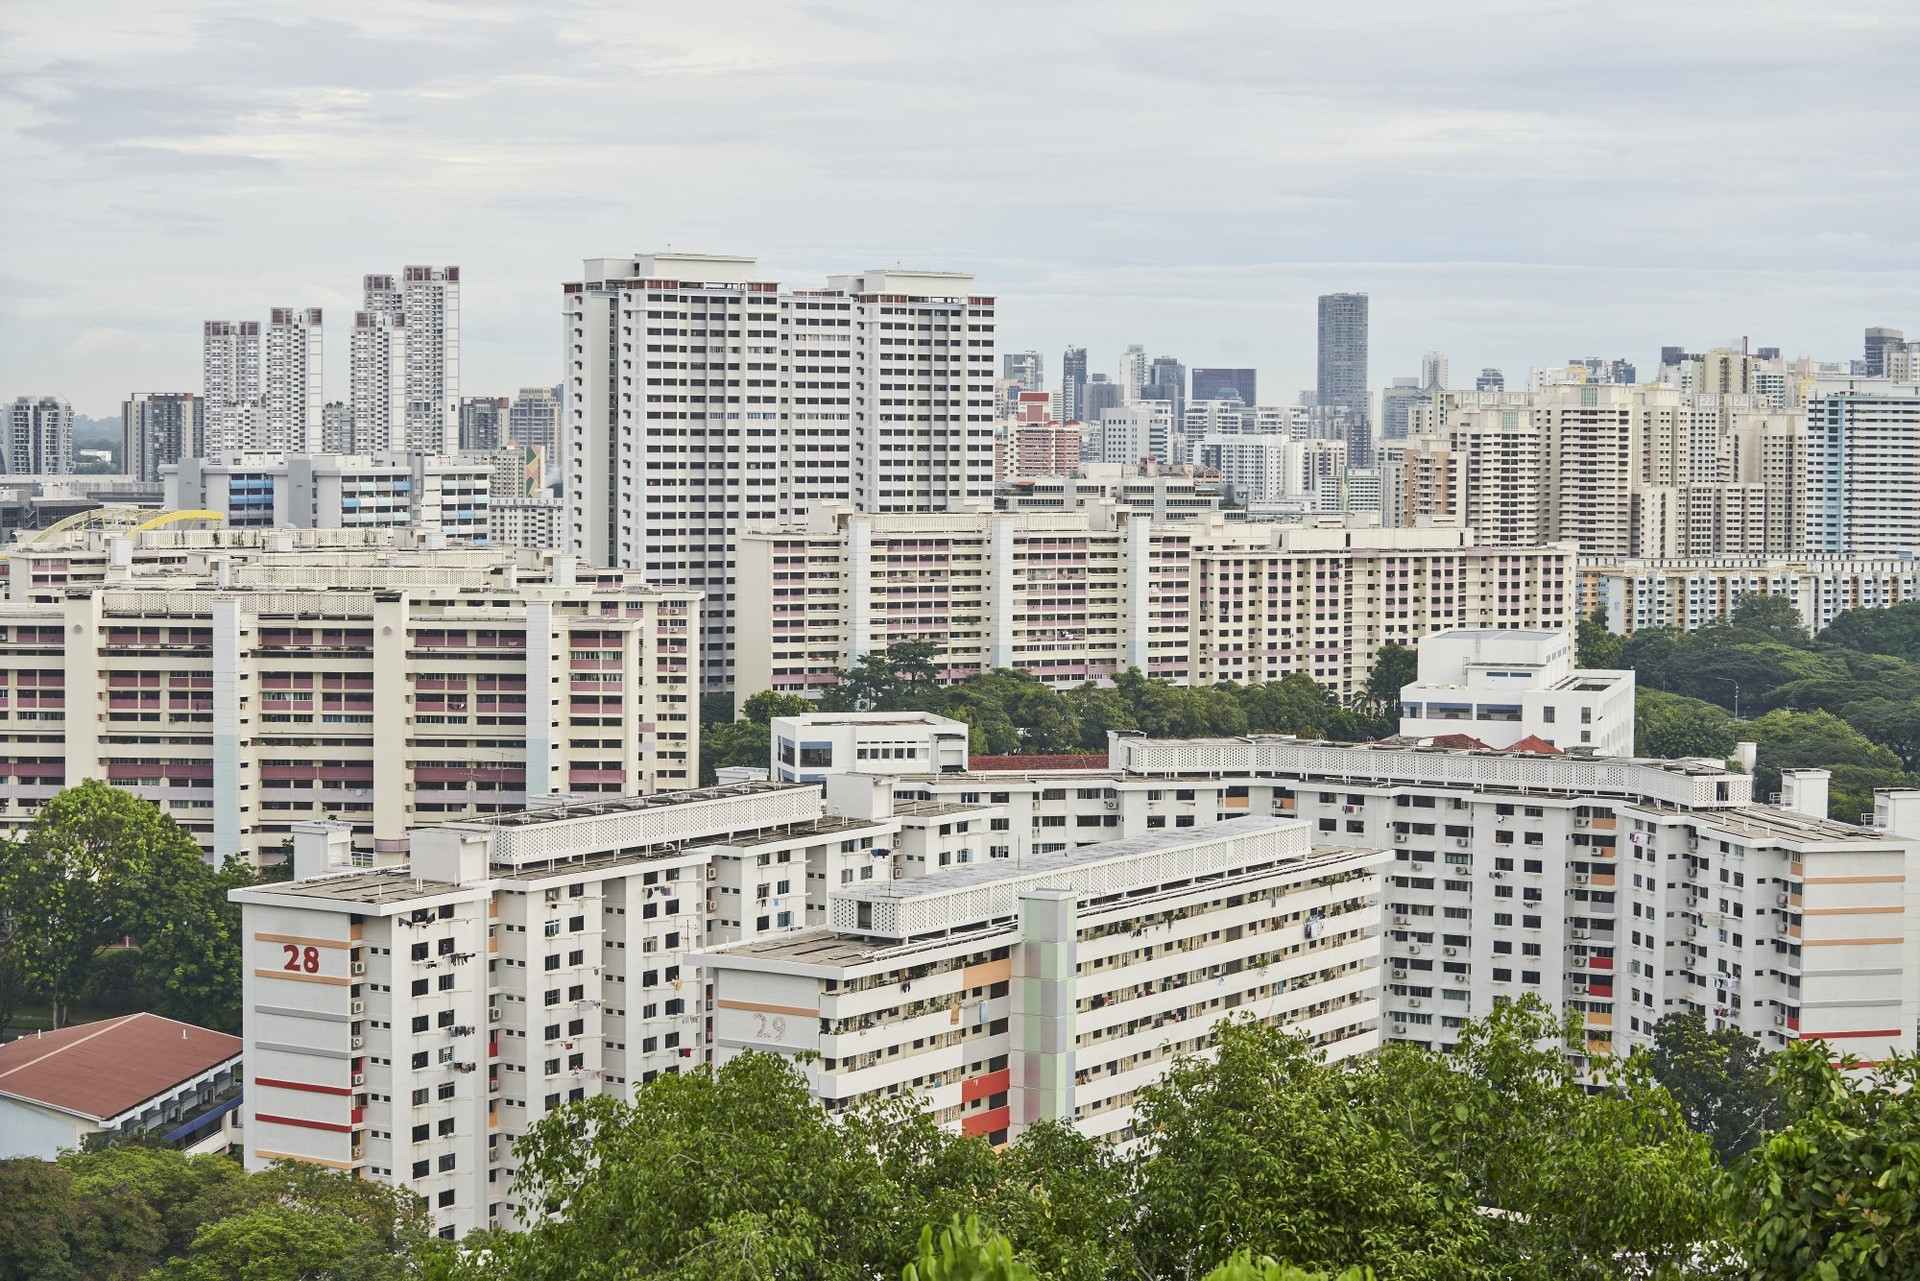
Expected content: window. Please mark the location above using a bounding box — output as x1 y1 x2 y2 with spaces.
412 1160 429 1179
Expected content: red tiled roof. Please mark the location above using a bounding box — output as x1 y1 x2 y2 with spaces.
1428 733 1492 750
0 1012 241 1122
1505 734 1563 755
969 754 1108 771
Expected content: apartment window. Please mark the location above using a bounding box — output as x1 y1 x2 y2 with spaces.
411 979 429 997
412 1160 429 1179
411 1123 429 1142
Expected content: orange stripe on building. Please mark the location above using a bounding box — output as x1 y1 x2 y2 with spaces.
253 932 353 949
252 969 353 985
963 958 1012 988
1800 937 1905 947
1801 905 1903 915
715 998 817 1018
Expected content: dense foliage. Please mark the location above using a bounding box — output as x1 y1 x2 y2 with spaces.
6 1005 1913 1278
0 780 255 1034
702 642 1416 782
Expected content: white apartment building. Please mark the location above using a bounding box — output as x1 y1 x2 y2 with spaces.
769 711 971 782
1579 554 1920 635
562 253 996 691
230 785 1382 1238
4 395 73 476
1195 435 1290 503
124 392 205 482
852 728 1920 1068
203 320 261 453
1805 379 1920 556
351 311 408 453
400 267 461 454
702 815 1384 1145
0 527 697 863
738 504 1575 700
488 498 564 551
265 307 324 453
1397 628 1634 756
166 452 491 540
1095 403 1173 465
996 465 1227 522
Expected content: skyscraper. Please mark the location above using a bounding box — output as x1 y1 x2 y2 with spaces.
321 401 354 453
1191 368 1257 404
1061 346 1088 422
264 307 323 452
1420 352 1448 390
1002 350 1043 393
1082 375 1123 424
5 395 73 475
1866 327 1907 378
350 310 406 452
507 386 562 478
563 252 995 690
1144 355 1186 425
458 396 510 451
1316 293 1369 428
400 266 460 453
1379 377 1425 442
202 320 260 455
123 392 204 481
1476 368 1505 392
1119 344 1148 402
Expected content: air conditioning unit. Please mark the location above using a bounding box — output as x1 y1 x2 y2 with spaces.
1776 917 1789 933
349 999 365 1016
1571 982 1588 995
1407 998 1424 1008
1392 1024 1408 1035
544 888 560 903
1686 926 1698 939
1489 870 1505 880
1775 893 1790 909
488 1007 502 1022
1407 943 1423 955
1393 915 1411 926
1442 946 1458 956
351 1072 365 1087
349 1035 364 1050
1392 968 1408 980
350 961 366 976
1576 817 1591 828
1773 1013 1787 1027
1574 873 1590 884
1454 838 1471 848
1571 928 1590 940
1393 833 1409 844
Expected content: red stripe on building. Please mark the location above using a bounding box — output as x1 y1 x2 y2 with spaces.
256 1076 354 1096
959 1068 1011 1104
1801 1029 1901 1040
256 1112 354 1133
961 1105 1011 1139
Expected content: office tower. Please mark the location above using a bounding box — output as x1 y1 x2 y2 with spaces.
1119 344 1148 402
1002 350 1043 393
1080 375 1123 424
563 253 995 692
1316 293 1369 427
739 507 1573 698
1142 355 1187 423
1476 368 1505 392
203 320 261 455
1806 378 1920 555
507 386 562 477
1379 376 1425 442
1191 368 1257 404
4 525 699 863
1420 352 1448 390
1609 358 1637 385
1061 346 1088 422
321 401 354 453
264 307 324 452
458 397 510 451
4 395 73 475
351 312 407 452
1865 327 1906 377
122 392 204 482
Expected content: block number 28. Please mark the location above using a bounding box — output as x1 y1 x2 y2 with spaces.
282 944 321 973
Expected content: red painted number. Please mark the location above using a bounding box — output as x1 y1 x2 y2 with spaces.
282 944 320 973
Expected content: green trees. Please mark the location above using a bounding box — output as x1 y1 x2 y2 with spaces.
0 780 254 1032
1634 690 1738 761
0 1148 431 1281
1727 1046 1920 1280
1576 609 1625 670
1646 1012 1783 1162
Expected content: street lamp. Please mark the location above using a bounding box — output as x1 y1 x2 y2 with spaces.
1713 676 1740 721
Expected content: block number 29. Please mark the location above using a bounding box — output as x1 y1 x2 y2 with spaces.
752 1013 787 1040
282 944 321 973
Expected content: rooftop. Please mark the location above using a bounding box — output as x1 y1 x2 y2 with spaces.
254 868 469 904
477 781 807 828
0 1013 240 1123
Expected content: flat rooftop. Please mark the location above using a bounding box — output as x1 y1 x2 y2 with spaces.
250 868 468 905
695 815 891 849
474 780 810 828
1702 807 1887 844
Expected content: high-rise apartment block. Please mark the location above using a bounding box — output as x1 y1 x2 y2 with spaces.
351 311 407 452
4 395 74 475
1316 294 1369 428
738 504 1574 698
459 398 510 452
562 253 996 692
0 526 697 864
1420 352 1449 390
122 392 205 481
264 307 324 452
400 267 461 454
506 386 561 477
1804 379 1920 556
322 402 354 454
203 321 261 454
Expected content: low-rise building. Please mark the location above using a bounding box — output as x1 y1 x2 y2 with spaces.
770 711 971 782
165 452 491 540
0 1013 242 1159
1579 554 1920 635
1398 628 1634 756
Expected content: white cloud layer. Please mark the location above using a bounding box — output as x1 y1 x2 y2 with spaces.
3 0 1917 414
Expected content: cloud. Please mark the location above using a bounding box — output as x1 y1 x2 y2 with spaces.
1 0 1918 414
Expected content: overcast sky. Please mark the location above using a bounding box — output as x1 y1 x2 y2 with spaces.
4 0 1918 418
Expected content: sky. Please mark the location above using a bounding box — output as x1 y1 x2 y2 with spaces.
3 0 1919 418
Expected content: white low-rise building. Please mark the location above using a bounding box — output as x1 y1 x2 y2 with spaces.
771 711 971 782
1398 628 1635 756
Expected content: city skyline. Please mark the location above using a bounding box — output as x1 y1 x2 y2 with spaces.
5 2 1919 415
